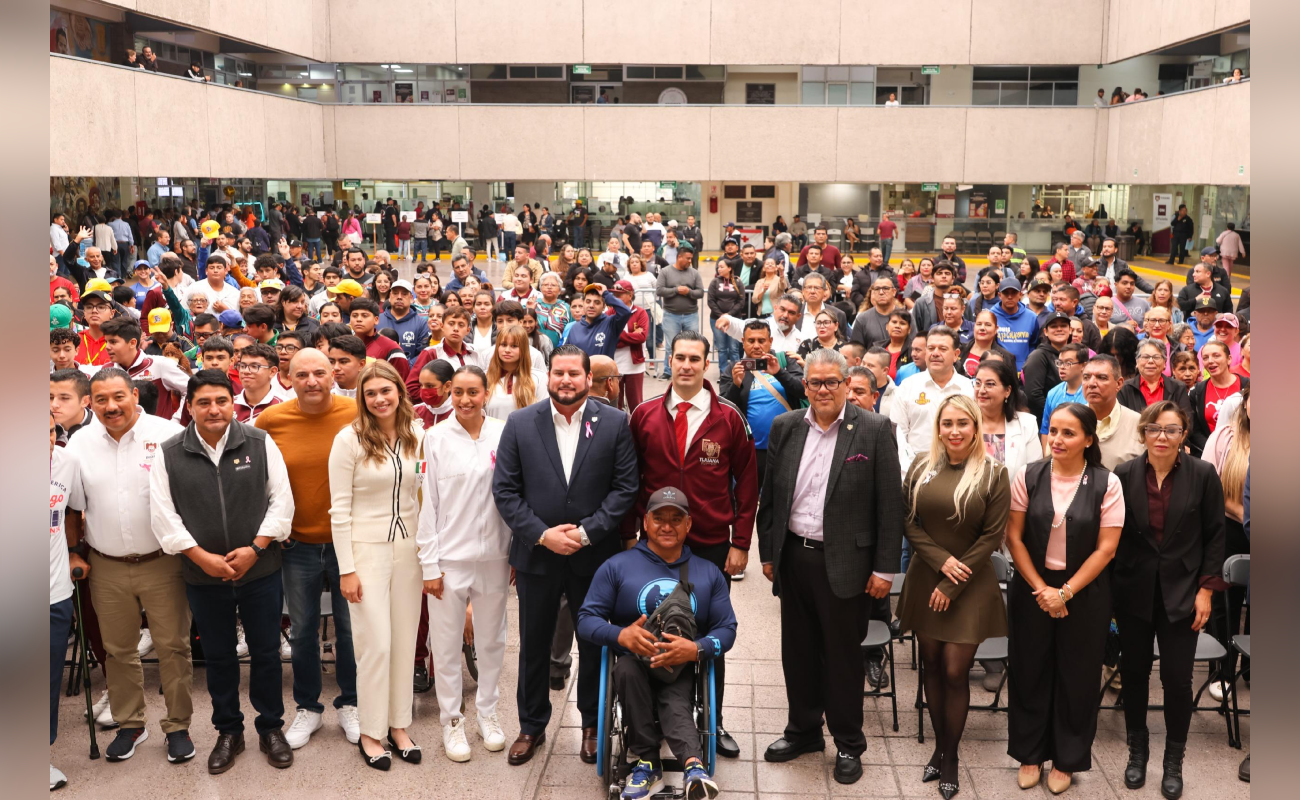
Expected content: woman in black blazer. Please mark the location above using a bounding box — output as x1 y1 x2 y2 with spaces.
1187 340 1247 456
1113 401 1226 799
1116 340 1193 418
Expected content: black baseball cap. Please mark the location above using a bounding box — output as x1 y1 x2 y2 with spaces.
1043 310 1072 326
646 486 690 515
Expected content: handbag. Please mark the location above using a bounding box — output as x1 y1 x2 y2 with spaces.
640 561 697 683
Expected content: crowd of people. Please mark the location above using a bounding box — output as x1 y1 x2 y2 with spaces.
48 202 1249 800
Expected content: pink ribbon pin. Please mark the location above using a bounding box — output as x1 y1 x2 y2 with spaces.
585 421 593 439
489 450 497 468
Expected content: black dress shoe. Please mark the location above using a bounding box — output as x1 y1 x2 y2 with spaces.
866 659 889 690
889 618 902 638
549 674 567 692
715 728 739 759
387 732 422 764
939 777 960 799
833 751 863 784
413 664 432 693
207 733 244 775
358 738 391 771
259 730 293 769
764 736 825 763
1238 754 1249 782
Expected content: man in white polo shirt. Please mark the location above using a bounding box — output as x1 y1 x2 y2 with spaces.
890 325 975 472
65 368 194 764
714 293 809 369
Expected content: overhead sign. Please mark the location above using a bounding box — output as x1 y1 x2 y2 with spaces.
921 183 940 192
921 65 940 75
342 180 360 189
573 64 592 75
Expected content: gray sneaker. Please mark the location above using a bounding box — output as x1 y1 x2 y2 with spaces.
105 727 149 762
166 730 196 763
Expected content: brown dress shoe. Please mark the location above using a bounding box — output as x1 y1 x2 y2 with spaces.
580 727 598 764
259 729 294 769
207 732 245 775
507 732 546 766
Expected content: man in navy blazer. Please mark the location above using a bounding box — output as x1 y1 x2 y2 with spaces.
492 344 639 766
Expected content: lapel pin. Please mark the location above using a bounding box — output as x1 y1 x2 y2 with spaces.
847 424 854 430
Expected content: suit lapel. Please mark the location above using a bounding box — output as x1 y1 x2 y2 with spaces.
826 406 858 499
568 403 600 483
782 417 811 510
1128 461 1152 545
1161 459 1193 550
533 405 567 486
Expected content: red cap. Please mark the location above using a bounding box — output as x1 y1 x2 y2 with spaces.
613 279 634 293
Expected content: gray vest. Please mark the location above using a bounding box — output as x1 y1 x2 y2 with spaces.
162 422 278 586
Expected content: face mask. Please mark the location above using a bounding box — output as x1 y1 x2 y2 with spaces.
419 388 442 406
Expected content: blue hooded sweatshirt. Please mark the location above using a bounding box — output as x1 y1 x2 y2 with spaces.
379 307 432 360
990 300 1042 372
560 290 633 358
577 539 736 661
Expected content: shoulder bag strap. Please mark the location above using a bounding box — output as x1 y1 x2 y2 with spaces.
751 372 792 412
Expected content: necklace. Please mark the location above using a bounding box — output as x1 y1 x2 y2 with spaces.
1049 458 1085 529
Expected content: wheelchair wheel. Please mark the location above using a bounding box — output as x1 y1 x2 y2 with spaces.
597 648 614 779
701 662 717 775
462 643 478 682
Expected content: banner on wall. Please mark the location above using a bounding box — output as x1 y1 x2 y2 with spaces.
51 177 123 219
50 10 111 62
1152 193 1174 229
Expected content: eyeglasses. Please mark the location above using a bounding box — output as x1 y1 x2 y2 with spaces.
814 318 836 326
1141 425 1185 439
237 363 271 373
806 378 844 391
275 344 300 354
871 286 893 292
1057 360 1079 368
1147 318 1170 325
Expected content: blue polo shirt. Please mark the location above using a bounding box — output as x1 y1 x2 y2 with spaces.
1040 381 1087 434
1192 322 1217 352
746 373 787 450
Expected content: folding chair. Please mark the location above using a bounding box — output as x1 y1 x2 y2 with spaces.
861 620 899 732
890 572 916 668
1224 554 1250 748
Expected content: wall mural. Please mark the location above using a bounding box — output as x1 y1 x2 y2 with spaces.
51 177 124 222
50 9 112 63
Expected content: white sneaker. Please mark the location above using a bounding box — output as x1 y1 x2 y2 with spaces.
284 709 323 749
50 764 67 791
477 712 505 752
732 570 746 581
85 690 117 729
136 629 154 659
235 624 248 658
86 689 108 719
1209 681 1233 703
279 629 293 661
443 719 472 762
337 705 361 744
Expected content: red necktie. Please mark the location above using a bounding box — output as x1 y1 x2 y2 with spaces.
674 402 692 460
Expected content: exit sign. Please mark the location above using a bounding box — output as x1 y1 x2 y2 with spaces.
921 65 940 75
922 183 940 192
573 64 592 75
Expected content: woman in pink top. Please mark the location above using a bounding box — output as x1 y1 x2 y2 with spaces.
1005 403 1124 795
1214 222 1245 278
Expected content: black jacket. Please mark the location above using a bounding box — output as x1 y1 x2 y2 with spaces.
1188 377 1248 457
1097 256 1154 293
1117 375 1193 419
1176 282 1233 316
707 277 747 320
1171 213 1195 240
719 361 806 420
1113 454 1226 624
1184 263 1232 291
957 338 1014 377
1022 340 1064 424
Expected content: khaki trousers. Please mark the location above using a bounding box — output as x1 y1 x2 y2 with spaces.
87 551 193 732
349 538 423 739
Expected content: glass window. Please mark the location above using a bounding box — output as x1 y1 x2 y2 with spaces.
654 66 684 79
1030 66 1079 82
1053 82 1078 106
1028 82 1053 105
974 66 1028 81
826 83 849 105
537 65 564 79
972 82 999 105
850 66 876 82
802 82 826 104
851 82 875 104
509 66 536 79
827 66 850 81
626 65 655 79
803 66 825 81
1000 82 1028 105
470 64 507 79
901 86 925 105
686 65 725 80
310 64 336 81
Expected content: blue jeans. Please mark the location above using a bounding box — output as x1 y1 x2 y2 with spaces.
51 597 74 745
280 540 357 712
714 327 742 377
412 237 427 261
880 238 893 265
899 538 911 574
572 224 585 249
660 310 700 374
502 231 517 261
188 572 285 734
305 238 322 261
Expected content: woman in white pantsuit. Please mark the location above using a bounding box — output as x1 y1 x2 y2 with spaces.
330 360 425 771
417 365 512 762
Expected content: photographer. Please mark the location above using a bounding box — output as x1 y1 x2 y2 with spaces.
578 488 735 800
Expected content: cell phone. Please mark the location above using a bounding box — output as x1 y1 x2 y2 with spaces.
738 358 758 372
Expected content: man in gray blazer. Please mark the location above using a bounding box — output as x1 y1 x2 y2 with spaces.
756 348 904 785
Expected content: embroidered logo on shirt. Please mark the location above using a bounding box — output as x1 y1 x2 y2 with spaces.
699 438 721 465
915 391 930 405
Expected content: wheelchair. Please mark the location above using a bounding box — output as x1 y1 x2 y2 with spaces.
596 646 717 799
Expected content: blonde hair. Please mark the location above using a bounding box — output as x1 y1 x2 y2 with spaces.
1221 387 1250 504
908 394 998 524
351 360 419 465
486 324 536 410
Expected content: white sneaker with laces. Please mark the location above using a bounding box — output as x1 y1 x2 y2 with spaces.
443 719 472 762
51 764 67 791
284 709 323 749
235 624 248 658
136 629 154 659
87 690 117 728
477 712 505 752
86 689 108 720
337 705 361 744
279 629 293 661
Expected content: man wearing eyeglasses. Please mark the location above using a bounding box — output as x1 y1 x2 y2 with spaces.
232 343 284 423
1117 339 1193 419
848 277 903 348
271 333 304 399
1040 344 1089 444
756 347 903 784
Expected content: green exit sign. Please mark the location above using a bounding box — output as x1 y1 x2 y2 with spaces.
921 65 940 75
573 64 592 75
922 183 940 192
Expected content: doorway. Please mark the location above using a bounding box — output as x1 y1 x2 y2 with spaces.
572 83 622 104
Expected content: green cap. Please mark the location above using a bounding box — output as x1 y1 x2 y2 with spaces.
50 304 74 330
676 241 695 253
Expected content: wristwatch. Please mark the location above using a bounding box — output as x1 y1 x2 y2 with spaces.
537 530 547 547
578 526 591 547
250 542 267 558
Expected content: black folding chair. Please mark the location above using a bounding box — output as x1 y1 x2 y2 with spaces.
1223 554 1250 748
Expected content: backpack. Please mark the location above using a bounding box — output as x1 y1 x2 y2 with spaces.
640 561 698 683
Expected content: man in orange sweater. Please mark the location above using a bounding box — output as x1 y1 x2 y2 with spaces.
254 348 360 751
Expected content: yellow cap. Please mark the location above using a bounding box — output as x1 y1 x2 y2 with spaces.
333 279 365 297
84 278 113 294
258 278 286 291
200 219 221 238
147 308 173 333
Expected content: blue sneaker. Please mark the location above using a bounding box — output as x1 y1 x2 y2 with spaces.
684 758 719 800
621 759 664 799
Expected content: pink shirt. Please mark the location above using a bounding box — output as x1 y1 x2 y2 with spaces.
788 405 845 541
1010 467 1124 570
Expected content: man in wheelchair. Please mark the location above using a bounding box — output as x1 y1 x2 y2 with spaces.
578 487 737 800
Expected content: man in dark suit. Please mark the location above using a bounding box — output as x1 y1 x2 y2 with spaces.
492 345 639 766
757 348 904 785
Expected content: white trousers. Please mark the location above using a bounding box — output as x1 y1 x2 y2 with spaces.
350 538 423 739
427 558 510 726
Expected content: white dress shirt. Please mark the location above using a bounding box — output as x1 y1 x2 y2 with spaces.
667 388 711 453
66 411 185 557
51 447 78 604
187 279 241 311
51 223 69 253
149 423 294 555
551 399 588 483
720 315 807 356
417 414 512 579
889 369 975 472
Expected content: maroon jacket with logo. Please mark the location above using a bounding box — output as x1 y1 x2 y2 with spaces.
628 382 759 550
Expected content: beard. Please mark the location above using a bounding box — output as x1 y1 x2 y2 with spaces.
548 385 589 408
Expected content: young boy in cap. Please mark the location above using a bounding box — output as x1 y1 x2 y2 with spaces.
560 283 634 358
75 284 117 367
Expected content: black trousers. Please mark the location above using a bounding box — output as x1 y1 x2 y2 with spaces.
689 540 732 729
516 566 598 735
1118 582 1198 742
551 596 575 679
755 448 768 494
778 534 871 756
186 572 285 734
1210 517 1250 680
614 656 700 765
1007 570 1108 772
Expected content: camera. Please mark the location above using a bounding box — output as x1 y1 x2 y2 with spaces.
738 358 758 372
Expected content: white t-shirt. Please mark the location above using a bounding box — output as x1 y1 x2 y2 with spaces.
187 279 241 311
50 447 77 605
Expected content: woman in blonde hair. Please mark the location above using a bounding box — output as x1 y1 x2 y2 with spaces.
1202 384 1250 706
484 324 543 420
898 394 1011 799
329 360 424 770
